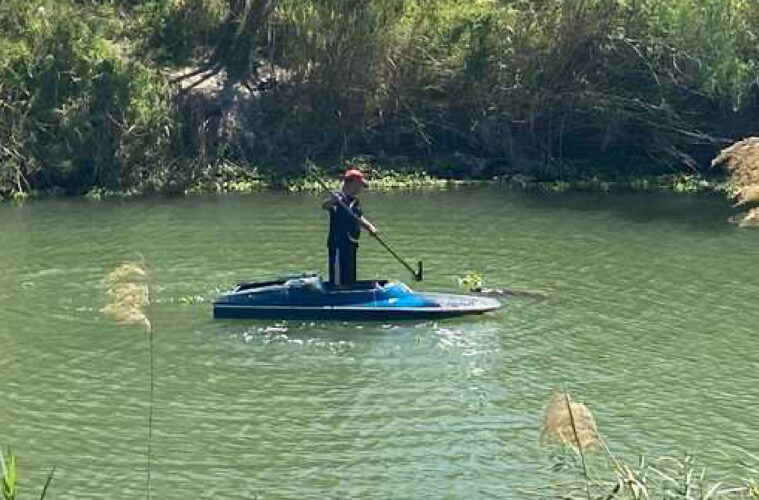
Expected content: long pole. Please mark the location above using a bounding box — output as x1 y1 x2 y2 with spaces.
307 164 423 282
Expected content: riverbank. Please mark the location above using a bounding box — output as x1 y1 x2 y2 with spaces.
1 0 757 199
0 165 734 204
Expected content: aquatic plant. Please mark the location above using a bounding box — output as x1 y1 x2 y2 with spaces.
285 172 456 192
1 449 17 500
220 179 266 193
0 449 54 500
540 391 759 499
177 294 206 305
284 158 460 192
457 272 484 293
669 174 713 194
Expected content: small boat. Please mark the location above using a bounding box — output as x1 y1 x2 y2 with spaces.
213 275 501 320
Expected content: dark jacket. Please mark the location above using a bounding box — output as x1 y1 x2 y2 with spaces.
327 193 363 248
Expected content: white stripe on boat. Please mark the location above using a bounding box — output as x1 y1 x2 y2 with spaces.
214 304 499 312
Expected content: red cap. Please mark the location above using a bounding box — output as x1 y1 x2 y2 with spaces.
343 168 368 185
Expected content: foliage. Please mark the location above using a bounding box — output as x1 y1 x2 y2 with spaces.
1 449 17 500
0 0 176 197
161 0 759 181
284 157 461 191
458 272 484 293
136 0 226 67
669 173 713 194
552 452 759 499
0 448 53 500
1 0 758 196
541 392 759 499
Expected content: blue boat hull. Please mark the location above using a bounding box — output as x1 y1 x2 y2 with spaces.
213 276 501 321
213 305 490 321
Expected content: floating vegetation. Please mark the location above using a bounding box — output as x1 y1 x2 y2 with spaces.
177 294 206 305
669 174 714 194
505 174 724 195
219 180 266 193
456 272 549 299
84 188 142 201
458 272 484 293
285 170 461 192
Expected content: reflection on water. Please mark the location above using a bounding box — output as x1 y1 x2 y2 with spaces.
0 189 758 498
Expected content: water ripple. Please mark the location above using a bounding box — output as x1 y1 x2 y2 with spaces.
1 191 758 498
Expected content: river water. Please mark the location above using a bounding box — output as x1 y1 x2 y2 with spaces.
1 187 757 499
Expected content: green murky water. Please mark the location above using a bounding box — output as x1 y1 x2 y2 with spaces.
1 188 757 498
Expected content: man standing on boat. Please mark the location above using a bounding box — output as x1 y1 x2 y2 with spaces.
322 168 377 286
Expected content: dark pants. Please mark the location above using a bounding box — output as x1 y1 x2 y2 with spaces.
328 245 357 286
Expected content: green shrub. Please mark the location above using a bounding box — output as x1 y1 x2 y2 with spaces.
2 0 759 195
0 0 177 196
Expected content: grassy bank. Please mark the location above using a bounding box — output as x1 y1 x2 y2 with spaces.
1 0 757 198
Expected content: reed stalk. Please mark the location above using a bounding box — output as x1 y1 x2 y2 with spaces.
541 391 759 499
102 261 154 499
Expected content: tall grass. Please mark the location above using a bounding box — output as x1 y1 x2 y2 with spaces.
166 0 759 178
102 261 154 498
0 448 54 500
1 449 16 500
540 391 759 499
1 262 155 499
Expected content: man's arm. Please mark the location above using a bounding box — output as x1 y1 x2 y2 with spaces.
324 194 376 233
322 195 338 210
360 216 377 235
